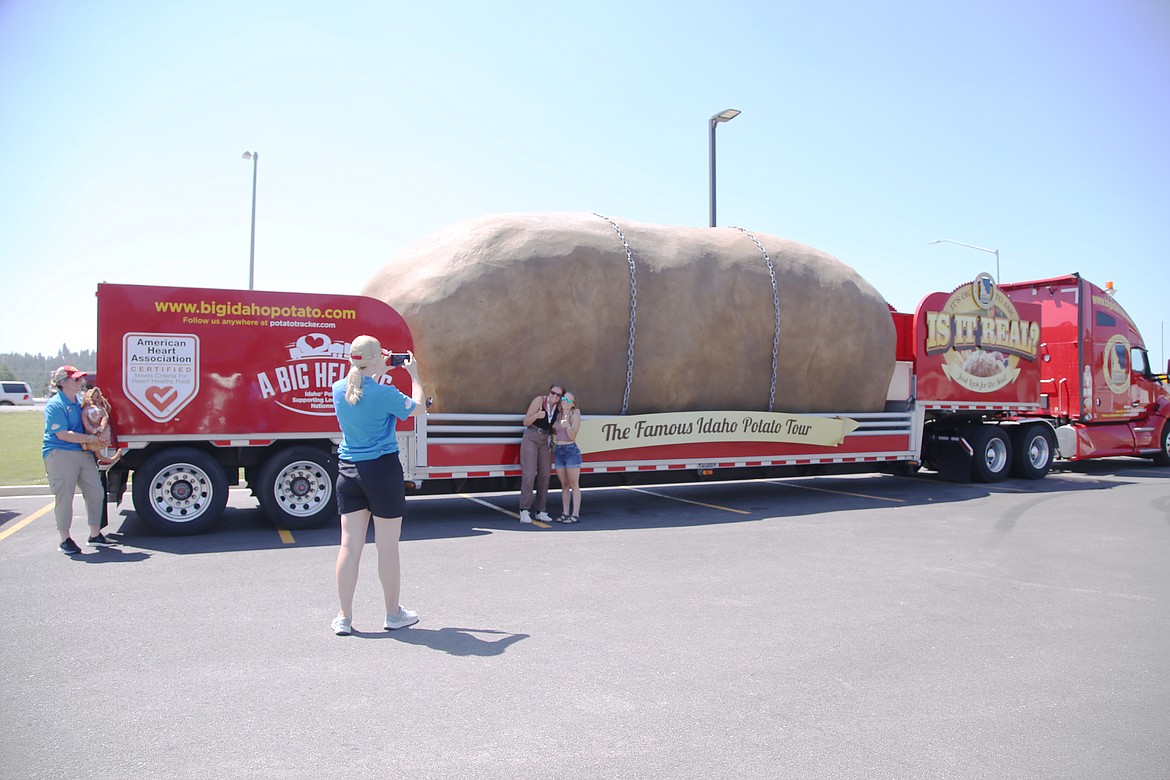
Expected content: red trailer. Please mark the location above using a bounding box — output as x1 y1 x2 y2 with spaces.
96 283 415 534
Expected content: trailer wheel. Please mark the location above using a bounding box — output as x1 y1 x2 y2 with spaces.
1010 425 1055 479
1154 421 1170 467
257 446 337 530
132 448 228 535
968 425 1012 483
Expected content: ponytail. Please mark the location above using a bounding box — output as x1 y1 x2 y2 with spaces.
345 366 365 406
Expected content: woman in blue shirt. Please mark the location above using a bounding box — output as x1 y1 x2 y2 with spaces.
330 335 425 636
42 365 112 554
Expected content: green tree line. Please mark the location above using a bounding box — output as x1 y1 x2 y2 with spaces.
0 346 98 397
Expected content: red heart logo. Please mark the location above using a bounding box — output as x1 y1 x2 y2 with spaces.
295 334 330 355
146 386 178 412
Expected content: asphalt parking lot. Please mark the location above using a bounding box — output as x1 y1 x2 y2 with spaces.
1 462 1168 780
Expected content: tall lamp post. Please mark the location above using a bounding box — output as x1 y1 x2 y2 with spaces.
709 108 740 227
929 238 1000 283
242 150 259 290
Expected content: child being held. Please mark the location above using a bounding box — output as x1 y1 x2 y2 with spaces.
81 386 119 466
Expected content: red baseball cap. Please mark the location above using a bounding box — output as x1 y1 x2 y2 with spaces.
51 365 88 385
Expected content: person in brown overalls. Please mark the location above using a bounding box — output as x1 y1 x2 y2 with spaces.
518 382 564 524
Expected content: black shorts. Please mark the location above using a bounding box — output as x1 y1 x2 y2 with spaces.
336 453 406 518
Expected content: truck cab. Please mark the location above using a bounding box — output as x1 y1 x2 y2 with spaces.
999 274 1170 462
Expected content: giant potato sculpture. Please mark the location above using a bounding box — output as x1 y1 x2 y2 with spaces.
362 212 895 415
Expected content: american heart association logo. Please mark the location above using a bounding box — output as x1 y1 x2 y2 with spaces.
145 385 179 412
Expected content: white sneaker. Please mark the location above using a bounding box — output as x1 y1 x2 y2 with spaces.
384 606 419 630
519 510 532 524
331 615 352 635
534 511 553 523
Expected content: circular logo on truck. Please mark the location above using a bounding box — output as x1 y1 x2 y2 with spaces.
1102 334 1131 395
973 273 996 310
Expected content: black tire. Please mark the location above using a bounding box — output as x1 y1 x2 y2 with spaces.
1010 424 1055 479
257 446 337 530
968 425 1012 483
132 447 229 535
1154 421 1170 467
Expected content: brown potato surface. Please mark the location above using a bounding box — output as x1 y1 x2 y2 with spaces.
362 213 895 415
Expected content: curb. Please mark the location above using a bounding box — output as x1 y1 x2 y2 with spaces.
0 485 52 497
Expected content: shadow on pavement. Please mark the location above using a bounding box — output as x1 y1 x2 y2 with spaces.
343 626 530 656
101 461 1165 555
1049 457 1168 479
66 542 153 563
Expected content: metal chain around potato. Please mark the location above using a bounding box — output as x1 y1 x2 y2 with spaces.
593 213 638 415
731 226 781 412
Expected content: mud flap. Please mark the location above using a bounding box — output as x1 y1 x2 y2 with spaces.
105 468 128 503
932 434 973 483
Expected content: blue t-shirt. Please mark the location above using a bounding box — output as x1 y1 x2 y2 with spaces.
332 376 417 462
42 391 85 458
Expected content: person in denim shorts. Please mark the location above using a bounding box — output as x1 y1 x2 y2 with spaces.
553 391 583 523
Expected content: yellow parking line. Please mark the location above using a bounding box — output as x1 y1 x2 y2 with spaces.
277 528 296 544
459 494 554 526
0 502 54 543
621 486 752 515
767 480 906 503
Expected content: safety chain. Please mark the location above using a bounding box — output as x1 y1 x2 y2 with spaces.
731 226 780 411
593 213 637 414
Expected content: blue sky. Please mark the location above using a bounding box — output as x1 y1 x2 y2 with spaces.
1 0 1167 365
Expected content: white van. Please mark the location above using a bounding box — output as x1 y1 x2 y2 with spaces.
0 381 35 406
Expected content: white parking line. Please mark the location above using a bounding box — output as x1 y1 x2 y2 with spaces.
620 486 752 515
765 480 906 503
459 494 554 526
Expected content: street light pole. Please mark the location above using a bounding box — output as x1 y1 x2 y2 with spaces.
242 151 259 290
709 109 740 228
929 238 1000 283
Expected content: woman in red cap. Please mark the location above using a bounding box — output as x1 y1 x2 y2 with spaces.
42 365 111 554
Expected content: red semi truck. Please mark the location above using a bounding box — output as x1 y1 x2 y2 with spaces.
95 273 1170 535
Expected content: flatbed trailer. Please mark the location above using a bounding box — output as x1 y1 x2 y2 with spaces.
95 273 1169 535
